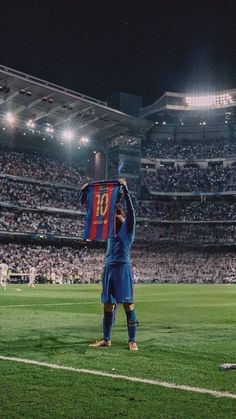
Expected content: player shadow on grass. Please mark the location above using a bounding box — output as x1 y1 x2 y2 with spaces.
0 329 91 354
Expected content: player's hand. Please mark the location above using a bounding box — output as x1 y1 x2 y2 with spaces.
118 178 127 187
81 183 88 191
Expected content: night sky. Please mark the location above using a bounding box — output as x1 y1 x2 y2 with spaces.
0 0 236 105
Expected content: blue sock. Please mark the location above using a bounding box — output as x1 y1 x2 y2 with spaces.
112 305 117 325
103 311 113 341
126 310 137 342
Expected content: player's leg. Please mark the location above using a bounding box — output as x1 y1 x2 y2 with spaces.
89 266 116 347
103 303 116 342
123 303 138 351
1 277 7 291
113 263 138 350
89 303 115 347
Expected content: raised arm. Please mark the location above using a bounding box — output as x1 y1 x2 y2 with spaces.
119 179 135 233
79 183 88 206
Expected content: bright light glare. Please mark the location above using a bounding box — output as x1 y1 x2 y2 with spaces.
46 126 54 134
5 112 15 125
26 119 35 129
62 129 74 141
186 93 233 108
81 136 89 144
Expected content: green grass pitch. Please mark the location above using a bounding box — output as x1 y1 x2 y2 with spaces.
0 284 236 418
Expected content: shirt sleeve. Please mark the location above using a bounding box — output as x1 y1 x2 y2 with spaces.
123 185 135 233
79 188 87 206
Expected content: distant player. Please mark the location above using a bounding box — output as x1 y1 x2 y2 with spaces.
28 266 36 287
89 178 138 351
0 259 9 291
51 269 56 284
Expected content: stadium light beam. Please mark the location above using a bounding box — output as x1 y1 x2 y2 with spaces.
80 136 89 145
26 119 35 129
4 112 15 126
62 129 74 141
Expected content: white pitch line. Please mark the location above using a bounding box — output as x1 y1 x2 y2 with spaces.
0 355 236 400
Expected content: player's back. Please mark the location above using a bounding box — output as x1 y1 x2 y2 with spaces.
104 220 134 265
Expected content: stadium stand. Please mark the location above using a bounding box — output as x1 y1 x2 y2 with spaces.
142 138 236 159
143 165 236 193
1 242 236 284
0 68 236 283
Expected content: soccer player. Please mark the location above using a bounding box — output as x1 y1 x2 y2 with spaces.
89 178 138 351
28 266 36 287
50 269 56 284
0 259 9 291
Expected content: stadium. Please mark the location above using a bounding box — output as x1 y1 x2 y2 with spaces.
0 64 236 418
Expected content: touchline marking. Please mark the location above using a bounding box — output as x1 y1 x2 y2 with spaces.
0 355 236 400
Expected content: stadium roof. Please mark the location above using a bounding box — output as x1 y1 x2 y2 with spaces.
140 90 236 120
0 65 151 141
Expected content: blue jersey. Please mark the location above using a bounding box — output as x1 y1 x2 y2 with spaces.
104 187 135 266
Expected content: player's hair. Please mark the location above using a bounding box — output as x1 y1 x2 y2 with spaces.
2 259 6 263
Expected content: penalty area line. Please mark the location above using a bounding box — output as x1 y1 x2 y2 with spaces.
0 355 236 400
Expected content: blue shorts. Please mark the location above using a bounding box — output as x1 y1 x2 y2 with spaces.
101 263 134 304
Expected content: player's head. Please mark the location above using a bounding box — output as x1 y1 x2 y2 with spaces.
2 259 6 264
115 203 125 231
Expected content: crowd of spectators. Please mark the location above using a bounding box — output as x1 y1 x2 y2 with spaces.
1 207 236 245
133 247 236 283
0 149 91 186
144 165 236 192
142 138 236 160
135 199 236 221
0 178 83 210
135 223 236 244
1 142 236 270
1 242 236 284
1 243 104 284
0 210 84 236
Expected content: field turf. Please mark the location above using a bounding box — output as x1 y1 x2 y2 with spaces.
0 284 236 418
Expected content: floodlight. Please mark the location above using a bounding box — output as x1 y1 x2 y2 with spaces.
45 125 54 134
186 93 233 108
4 112 15 125
62 129 74 141
81 136 89 144
26 119 35 129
